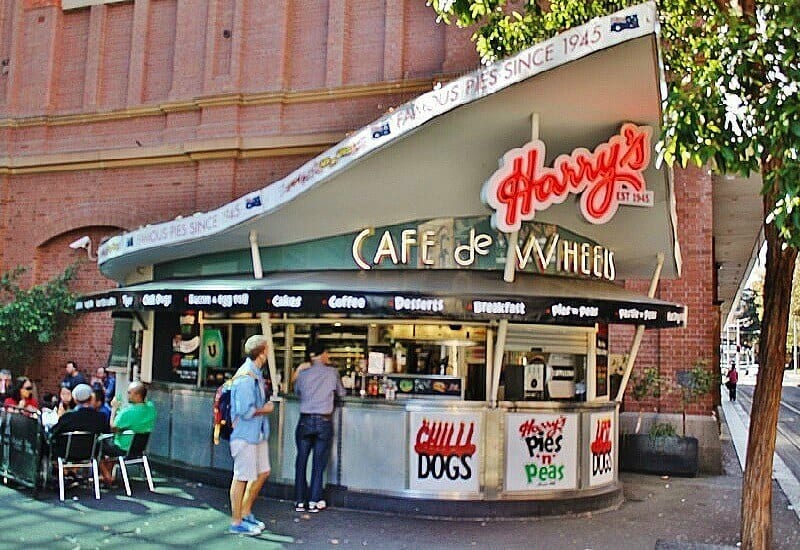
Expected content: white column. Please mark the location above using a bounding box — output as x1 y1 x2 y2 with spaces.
249 231 279 394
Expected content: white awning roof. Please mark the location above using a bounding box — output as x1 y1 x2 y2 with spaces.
99 2 680 284
713 174 764 325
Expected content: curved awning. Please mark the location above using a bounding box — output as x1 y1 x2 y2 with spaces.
76 270 686 329
97 2 680 285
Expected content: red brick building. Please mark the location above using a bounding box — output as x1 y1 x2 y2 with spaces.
0 1 751 468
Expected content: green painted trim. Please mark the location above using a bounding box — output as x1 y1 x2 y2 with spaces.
154 216 609 280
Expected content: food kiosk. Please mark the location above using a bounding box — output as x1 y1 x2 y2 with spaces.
79 4 686 516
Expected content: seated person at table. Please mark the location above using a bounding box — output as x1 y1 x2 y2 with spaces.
49 384 110 457
92 388 112 422
39 392 60 429
40 392 58 410
102 381 157 456
91 366 116 404
4 376 39 412
56 386 75 418
0 369 12 401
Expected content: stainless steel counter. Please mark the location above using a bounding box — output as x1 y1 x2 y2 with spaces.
148 383 619 505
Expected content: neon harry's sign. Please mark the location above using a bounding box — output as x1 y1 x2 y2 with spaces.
482 124 653 232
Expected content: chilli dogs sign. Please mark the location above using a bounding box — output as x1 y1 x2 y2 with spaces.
409 412 481 493
589 412 616 487
482 124 654 233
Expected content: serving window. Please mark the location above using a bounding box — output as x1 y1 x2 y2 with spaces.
150 310 601 402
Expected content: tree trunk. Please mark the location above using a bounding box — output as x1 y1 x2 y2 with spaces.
741 176 797 549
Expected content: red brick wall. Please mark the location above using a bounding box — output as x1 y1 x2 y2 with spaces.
99 2 134 109
613 165 718 415
0 1 14 104
287 0 329 90
239 0 287 92
343 0 385 85
53 8 89 112
33 228 118 393
403 1 445 79
143 0 177 103
0 2 717 417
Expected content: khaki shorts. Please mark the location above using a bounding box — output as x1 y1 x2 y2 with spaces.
230 439 271 481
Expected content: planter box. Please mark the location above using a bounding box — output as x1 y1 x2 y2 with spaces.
619 433 699 477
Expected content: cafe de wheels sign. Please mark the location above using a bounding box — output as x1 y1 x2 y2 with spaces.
482 124 654 233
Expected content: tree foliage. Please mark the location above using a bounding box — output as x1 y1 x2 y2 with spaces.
429 0 800 244
0 266 78 374
736 287 762 348
427 1 799 547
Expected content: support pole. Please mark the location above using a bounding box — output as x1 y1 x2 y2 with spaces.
615 252 665 403
250 231 279 395
485 328 494 402
490 320 508 407
489 114 540 406
502 113 538 284
503 236 518 283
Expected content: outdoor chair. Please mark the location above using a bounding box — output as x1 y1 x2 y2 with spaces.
99 431 155 496
48 430 101 501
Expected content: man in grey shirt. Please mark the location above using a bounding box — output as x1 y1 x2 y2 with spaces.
292 342 345 513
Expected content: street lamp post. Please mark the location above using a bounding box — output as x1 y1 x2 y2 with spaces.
736 319 741 368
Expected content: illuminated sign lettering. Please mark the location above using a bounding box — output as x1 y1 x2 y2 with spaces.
142 293 173 307
551 303 599 318
394 296 444 312
188 293 249 308
271 294 302 308
327 294 367 310
482 123 653 232
95 296 117 308
352 222 615 281
472 300 526 315
667 311 686 324
618 307 657 321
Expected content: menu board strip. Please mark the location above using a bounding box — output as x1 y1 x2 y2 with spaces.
75 287 686 328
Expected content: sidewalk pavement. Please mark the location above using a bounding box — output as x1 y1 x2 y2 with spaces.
1 410 798 549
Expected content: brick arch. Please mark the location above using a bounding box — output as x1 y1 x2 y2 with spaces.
35 205 141 249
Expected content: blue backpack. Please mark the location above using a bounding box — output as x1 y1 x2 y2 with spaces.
212 378 237 444
212 373 271 444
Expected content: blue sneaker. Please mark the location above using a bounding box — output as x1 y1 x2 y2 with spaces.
228 522 261 536
243 513 266 530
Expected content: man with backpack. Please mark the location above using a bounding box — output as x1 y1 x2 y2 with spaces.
227 334 274 536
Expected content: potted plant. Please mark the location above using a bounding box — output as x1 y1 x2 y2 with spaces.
619 367 668 472
620 359 713 477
